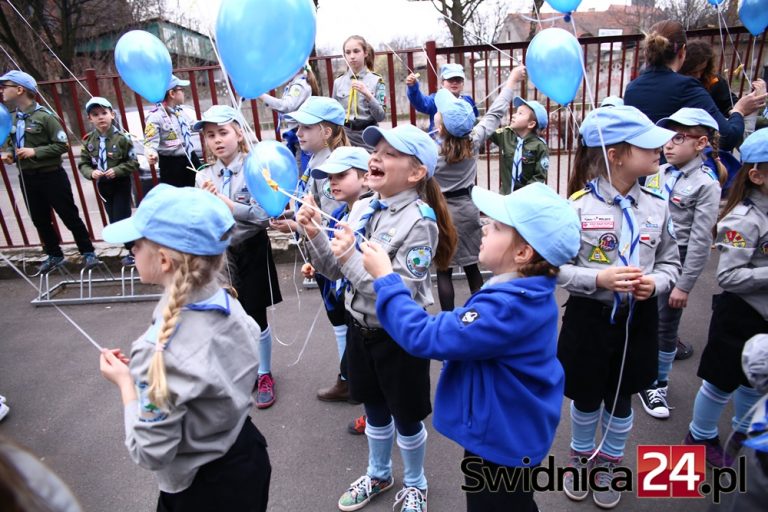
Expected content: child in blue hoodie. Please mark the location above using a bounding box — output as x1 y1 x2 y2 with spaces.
362 182 580 511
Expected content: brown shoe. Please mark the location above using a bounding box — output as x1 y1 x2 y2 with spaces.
317 375 350 402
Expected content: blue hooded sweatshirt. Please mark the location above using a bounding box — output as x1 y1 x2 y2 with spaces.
374 272 564 467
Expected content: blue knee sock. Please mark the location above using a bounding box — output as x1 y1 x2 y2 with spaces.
690 380 731 440
258 326 272 375
365 420 395 481
333 324 347 362
732 385 763 434
600 409 634 459
397 423 428 490
570 401 600 453
656 349 677 385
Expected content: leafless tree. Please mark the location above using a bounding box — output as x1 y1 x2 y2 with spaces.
467 0 509 44
658 0 718 29
411 0 489 46
527 0 545 41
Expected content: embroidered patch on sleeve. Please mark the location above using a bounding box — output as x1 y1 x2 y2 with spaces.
723 230 746 248
460 309 479 325
406 246 432 278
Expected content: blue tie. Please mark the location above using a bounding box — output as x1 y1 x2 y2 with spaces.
613 194 639 323
661 167 682 201
221 168 233 197
15 111 29 149
354 198 388 245
511 136 524 186
98 136 107 172
174 106 193 157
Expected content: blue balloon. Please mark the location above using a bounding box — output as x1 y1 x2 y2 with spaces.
740 0 768 36
216 0 316 99
244 141 299 217
547 0 581 14
115 31 172 103
0 104 11 146
526 28 584 106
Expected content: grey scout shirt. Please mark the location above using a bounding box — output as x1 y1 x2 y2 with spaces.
645 155 721 292
558 177 681 305
79 126 139 180
144 104 196 157
124 284 261 493
435 87 515 193
307 188 438 327
306 147 344 216
333 68 386 123
261 74 312 131
195 153 270 246
715 189 768 320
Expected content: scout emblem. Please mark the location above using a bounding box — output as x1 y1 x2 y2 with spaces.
645 174 661 190
724 230 746 248
406 246 432 277
599 233 617 252
588 246 610 264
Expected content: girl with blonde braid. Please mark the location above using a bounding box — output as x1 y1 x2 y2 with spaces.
99 184 271 512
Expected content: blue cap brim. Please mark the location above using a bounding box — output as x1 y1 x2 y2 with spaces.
284 111 324 126
626 125 676 149
311 161 351 179
471 187 514 227
102 217 143 244
362 126 411 156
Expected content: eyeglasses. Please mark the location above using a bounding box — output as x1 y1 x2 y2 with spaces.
670 133 704 145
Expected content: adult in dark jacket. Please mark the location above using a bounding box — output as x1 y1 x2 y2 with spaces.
624 20 766 152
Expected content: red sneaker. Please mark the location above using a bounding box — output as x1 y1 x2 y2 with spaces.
347 414 366 435
255 373 276 409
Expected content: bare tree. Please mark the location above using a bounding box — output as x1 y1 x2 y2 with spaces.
411 0 488 46
527 0 545 41
467 0 509 44
659 0 718 30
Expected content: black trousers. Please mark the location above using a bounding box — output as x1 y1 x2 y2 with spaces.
157 419 271 512
464 450 538 512
97 176 133 249
20 168 94 257
158 153 201 188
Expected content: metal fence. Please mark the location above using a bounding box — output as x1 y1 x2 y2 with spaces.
1 26 765 248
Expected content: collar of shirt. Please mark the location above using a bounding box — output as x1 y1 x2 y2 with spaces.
212 153 245 177
346 68 369 79
184 288 231 315
748 189 768 215
378 188 419 213
18 102 40 116
673 154 705 178
595 176 641 206
485 272 519 287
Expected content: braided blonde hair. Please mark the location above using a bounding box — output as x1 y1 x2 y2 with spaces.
145 242 226 408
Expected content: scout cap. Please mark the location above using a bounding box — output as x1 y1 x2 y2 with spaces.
434 88 475 137
656 107 718 132
167 74 190 90
471 183 580 267
440 63 465 80
85 96 113 114
311 146 370 179
580 106 675 149
103 184 235 256
739 128 768 164
0 70 37 94
285 96 345 126
600 96 624 108
193 105 243 131
513 96 548 130
362 124 438 178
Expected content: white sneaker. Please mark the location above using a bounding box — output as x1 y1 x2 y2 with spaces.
0 402 9 422
0 394 6 404
638 385 670 419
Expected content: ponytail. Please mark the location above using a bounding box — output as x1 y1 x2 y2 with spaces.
439 125 473 164
305 65 321 96
708 131 728 186
644 20 687 67
418 175 457 271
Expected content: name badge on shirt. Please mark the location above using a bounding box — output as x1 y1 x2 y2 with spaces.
581 214 614 230
234 190 251 203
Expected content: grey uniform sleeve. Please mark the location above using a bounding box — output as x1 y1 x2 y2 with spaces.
143 112 161 153
232 201 270 229
676 181 720 292
558 262 600 295
716 213 768 293
471 87 514 147
124 399 185 471
306 231 345 281
262 82 311 114
648 206 682 296
341 217 438 302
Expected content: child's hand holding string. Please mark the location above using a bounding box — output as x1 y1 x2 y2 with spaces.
361 242 393 279
633 275 656 301
296 194 322 239
508 65 527 87
100 349 137 405
331 223 357 264
596 266 642 293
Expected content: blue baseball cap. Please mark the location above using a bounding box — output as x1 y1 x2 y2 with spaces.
193 105 243 131
362 124 438 178
103 184 235 256
311 146 370 179
285 96 345 126
600 96 624 107
440 63 465 80
739 128 768 164
471 183 580 267
0 70 37 94
85 96 113 114
580 105 676 149
435 89 475 137
656 107 718 132
167 74 190 90
513 97 548 130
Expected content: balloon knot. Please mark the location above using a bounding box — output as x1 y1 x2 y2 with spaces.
564 14 572 23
